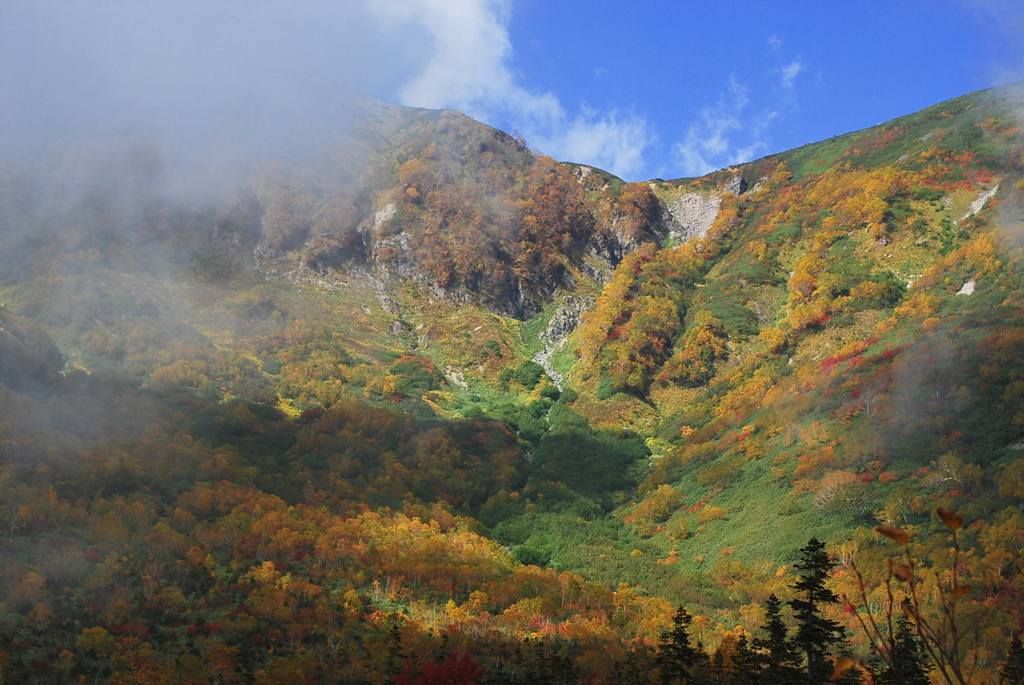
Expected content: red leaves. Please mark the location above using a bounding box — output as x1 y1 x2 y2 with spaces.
300 407 324 421
395 652 485 685
880 344 909 361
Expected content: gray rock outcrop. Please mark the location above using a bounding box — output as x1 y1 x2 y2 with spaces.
661 176 746 242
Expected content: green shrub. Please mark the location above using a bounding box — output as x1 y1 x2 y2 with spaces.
529 431 648 502
388 356 441 395
559 388 580 404
540 384 561 401
912 187 945 202
548 403 590 433
512 545 551 567
513 360 546 389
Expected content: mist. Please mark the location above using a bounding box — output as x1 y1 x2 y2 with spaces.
0 0 433 202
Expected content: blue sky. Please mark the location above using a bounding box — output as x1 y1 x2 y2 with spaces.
2 0 1022 183
383 0 1024 180
505 1 1023 179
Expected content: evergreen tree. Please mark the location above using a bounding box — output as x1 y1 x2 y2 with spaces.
752 593 802 684
657 606 704 685
789 538 845 684
547 648 579 685
727 635 762 685
529 639 551 685
707 647 727 685
1002 632 1024 685
384 622 409 680
876 616 931 685
614 645 652 685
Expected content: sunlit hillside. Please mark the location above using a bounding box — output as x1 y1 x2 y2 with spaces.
1 83 1023 683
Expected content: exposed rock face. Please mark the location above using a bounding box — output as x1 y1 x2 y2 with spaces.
533 295 596 389
541 295 596 348
663 192 722 241
218 105 740 321
722 175 747 196
958 184 999 224
661 176 746 242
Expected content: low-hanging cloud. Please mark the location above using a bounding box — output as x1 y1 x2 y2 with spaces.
959 0 1024 84
0 0 432 200
2 0 651 184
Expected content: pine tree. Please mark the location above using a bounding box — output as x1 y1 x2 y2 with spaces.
529 639 551 685
728 635 762 685
384 622 408 680
613 649 638 685
708 647 727 685
789 538 845 684
657 606 703 685
1002 632 1024 685
616 641 655 685
752 593 802 684
877 617 931 685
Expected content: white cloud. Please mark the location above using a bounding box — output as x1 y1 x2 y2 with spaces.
672 79 768 177
368 0 651 179
0 0 421 160
670 38 806 178
538 108 650 178
780 60 806 90
0 0 651 179
369 0 556 122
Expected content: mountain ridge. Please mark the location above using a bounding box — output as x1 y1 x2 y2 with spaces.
1 82 1023 683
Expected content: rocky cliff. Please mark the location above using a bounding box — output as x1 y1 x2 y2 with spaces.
214 104 743 321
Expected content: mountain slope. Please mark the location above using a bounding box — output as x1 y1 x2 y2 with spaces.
561 82 1024 564
1 83 1023 682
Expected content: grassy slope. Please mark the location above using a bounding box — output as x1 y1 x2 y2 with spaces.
540 83 1024 596
1 84 1023 615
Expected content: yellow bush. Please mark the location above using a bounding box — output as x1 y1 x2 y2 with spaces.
696 506 727 524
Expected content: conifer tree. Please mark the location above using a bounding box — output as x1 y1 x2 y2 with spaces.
789 538 845 684
616 641 655 685
612 652 633 685
708 648 727 684
752 593 802 684
657 606 704 685
1003 633 1024 685
385 622 409 680
529 639 551 685
876 617 931 685
728 635 762 685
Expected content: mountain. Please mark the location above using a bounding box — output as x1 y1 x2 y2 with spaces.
203 102 724 321
1 83 1023 683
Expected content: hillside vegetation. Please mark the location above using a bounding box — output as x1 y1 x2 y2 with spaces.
1 84 1023 683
